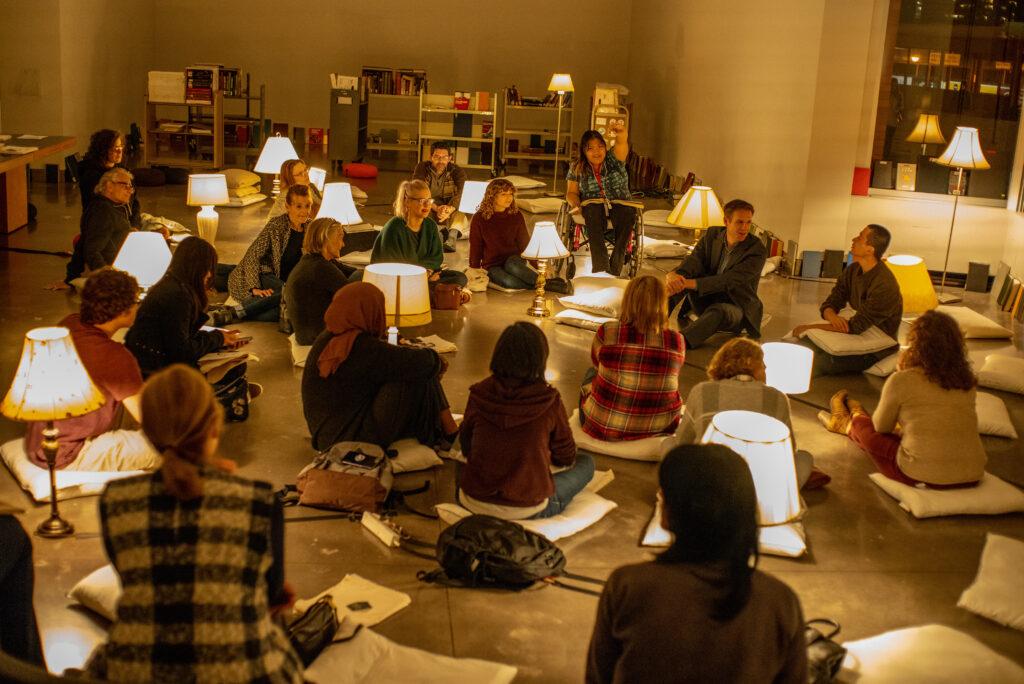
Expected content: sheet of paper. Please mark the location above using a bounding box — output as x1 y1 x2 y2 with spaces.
17 134 46 140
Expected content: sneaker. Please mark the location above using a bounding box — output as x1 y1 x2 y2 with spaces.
247 382 263 401
443 233 457 253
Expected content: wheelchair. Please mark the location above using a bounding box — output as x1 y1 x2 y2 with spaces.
554 198 645 280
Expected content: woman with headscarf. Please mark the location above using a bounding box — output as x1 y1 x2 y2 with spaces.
301 282 458 450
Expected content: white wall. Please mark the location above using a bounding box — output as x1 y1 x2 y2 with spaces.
0 0 64 135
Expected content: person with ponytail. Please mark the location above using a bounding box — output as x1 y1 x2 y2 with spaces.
89 365 303 684
586 444 806 684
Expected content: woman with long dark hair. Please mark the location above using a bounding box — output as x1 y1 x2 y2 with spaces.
820 309 987 486
586 444 806 683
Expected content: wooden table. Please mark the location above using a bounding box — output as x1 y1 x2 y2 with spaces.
0 135 77 233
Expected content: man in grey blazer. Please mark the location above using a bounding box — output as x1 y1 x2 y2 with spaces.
665 199 767 349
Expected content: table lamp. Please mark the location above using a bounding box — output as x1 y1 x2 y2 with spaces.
1 327 106 537
545 73 574 197
458 180 489 215
885 254 938 313
308 167 327 193
363 263 431 345
762 342 813 395
667 185 725 241
905 114 946 156
186 173 229 243
318 182 363 226
112 232 172 294
521 220 569 317
933 126 989 303
701 410 802 525
254 134 299 197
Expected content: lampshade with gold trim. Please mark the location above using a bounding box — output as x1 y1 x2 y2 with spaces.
667 186 725 238
886 254 938 313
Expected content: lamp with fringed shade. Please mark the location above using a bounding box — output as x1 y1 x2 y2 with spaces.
667 186 725 241
545 73 574 196
363 264 432 345
318 183 363 225
522 221 569 317
885 255 938 313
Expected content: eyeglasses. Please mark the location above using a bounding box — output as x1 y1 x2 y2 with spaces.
407 197 434 206
430 154 450 162
113 181 133 188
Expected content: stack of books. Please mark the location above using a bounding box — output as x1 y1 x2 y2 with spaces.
185 65 216 104
362 67 427 96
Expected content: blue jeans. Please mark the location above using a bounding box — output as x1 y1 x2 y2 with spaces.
530 452 596 519
487 255 536 289
241 273 284 322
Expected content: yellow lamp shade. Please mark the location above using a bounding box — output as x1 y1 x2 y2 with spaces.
547 73 574 93
112 232 172 291
905 114 946 145
1 327 105 422
363 263 432 328
886 254 938 313
934 127 990 170
254 134 299 174
186 174 229 206
667 186 725 232
522 221 569 259
762 342 813 394
318 183 362 225
458 181 489 214
701 411 802 525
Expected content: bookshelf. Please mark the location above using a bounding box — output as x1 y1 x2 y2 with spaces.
143 92 224 169
500 88 574 171
362 67 426 168
419 92 499 173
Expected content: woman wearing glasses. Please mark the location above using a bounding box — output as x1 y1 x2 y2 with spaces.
78 128 141 227
267 158 321 220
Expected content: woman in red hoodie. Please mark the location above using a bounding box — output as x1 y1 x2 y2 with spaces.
458 322 594 519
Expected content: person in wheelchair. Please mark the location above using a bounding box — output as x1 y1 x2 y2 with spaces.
665 199 767 349
565 123 633 276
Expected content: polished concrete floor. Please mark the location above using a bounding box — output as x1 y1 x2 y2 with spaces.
2 164 1023 680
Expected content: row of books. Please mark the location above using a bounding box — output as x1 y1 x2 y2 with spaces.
995 272 1024 322
625 152 690 192
504 86 573 108
362 67 428 96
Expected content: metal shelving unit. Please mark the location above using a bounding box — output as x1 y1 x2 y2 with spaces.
500 91 574 171
419 92 499 173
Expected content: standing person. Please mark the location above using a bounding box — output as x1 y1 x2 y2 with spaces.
792 224 902 376
665 199 767 349
565 123 632 276
819 310 986 487
87 365 304 684
61 168 137 287
458 323 593 520
413 141 467 251
77 128 141 227
267 158 321 219
586 444 806 684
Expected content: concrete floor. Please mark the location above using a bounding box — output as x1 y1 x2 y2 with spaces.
2 161 1023 680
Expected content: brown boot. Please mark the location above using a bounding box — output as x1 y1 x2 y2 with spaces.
816 390 852 434
847 396 867 417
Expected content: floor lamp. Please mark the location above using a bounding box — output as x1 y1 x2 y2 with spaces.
544 73 574 197
1 328 105 537
255 134 299 197
933 126 989 303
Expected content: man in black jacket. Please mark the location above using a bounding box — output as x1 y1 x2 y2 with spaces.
666 199 767 349
64 168 135 286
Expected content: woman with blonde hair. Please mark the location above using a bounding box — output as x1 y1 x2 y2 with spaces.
89 365 303 684
268 158 321 219
580 275 685 440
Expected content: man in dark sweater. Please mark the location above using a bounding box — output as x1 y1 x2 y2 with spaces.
64 168 135 286
412 141 467 251
793 224 902 376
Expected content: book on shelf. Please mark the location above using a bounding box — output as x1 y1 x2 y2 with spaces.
185 87 213 105
362 66 427 95
506 85 522 105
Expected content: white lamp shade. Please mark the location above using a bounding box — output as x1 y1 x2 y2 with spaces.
522 221 569 259
934 126 990 169
186 174 229 206
700 410 802 525
1 327 105 422
112 232 172 291
458 181 489 214
667 186 725 230
547 73 574 93
308 167 327 192
905 114 946 145
886 254 938 313
363 263 432 327
318 183 363 225
254 134 299 173
762 342 813 395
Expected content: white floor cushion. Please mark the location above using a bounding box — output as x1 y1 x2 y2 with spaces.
569 409 674 462
641 236 690 258
224 193 267 207
435 490 617 542
465 268 489 292
517 197 563 213
0 438 143 502
68 564 121 622
641 209 674 228
305 626 517 684
641 499 806 557
554 309 615 332
864 353 899 377
936 304 1012 339
801 326 898 356
957 533 1024 631
289 333 311 368
836 624 1024 683
975 392 1019 439
293 573 411 627
388 438 443 473
496 174 546 190
340 249 373 266
977 354 1024 395
559 286 626 318
869 472 1024 518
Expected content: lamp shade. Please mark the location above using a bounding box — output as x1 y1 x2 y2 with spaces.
254 134 299 173
905 114 946 145
701 411 802 525
308 167 327 192
886 254 938 313
934 126 990 170
363 263 432 327
458 180 489 214
547 73 574 92
186 174 229 206
318 183 363 225
112 232 172 291
762 342 813 395
667 186 725 230
1 327 105 422
522 221 569 259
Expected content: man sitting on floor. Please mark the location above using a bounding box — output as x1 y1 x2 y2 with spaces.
413 141 467 252
62 168 136 288
792 224 902 376
665 199 767 349
26 268 160 472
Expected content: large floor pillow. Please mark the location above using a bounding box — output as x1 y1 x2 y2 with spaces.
516 197 563 213
957 533 1024 631
435 489 617 542
869 472 1024 518
495 175 546 190
641 235 690 259
554 309 615 332
936 304 1012 339
569 409 674 462
641 209 674 228
343 163 378 179
641 499 806 557
800 326 898 356
975 392 1018 439
225 193 267 207
0 438 144 502
977 354 1024 395
559 274 629 318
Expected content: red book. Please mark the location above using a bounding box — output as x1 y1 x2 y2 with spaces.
308 128 324 145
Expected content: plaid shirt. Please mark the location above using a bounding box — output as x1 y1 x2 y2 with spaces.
581 322 685 441
567 155 631 202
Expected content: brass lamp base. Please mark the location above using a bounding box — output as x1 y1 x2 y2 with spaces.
36 424 74 539
271 174 281 197
37 515 74 538
526 259 551 318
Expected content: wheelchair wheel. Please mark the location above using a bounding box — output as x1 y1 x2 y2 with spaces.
554 201 578 280
625 206 645 279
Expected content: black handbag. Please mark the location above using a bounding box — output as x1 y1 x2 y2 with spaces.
287 595 339 667
805 618 847 684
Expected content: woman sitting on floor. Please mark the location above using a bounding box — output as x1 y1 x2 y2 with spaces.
77 128 141 227
820 309 986 487
458 322 593 520
371 179 470 298
580 275 685 441
87 365 303 684
302 282 458 451
268 158 321 220
284 217 361 345
665 338 820 487
586 444 806 683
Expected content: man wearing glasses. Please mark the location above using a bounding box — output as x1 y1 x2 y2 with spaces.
413 141 468 252
63 168 138 287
